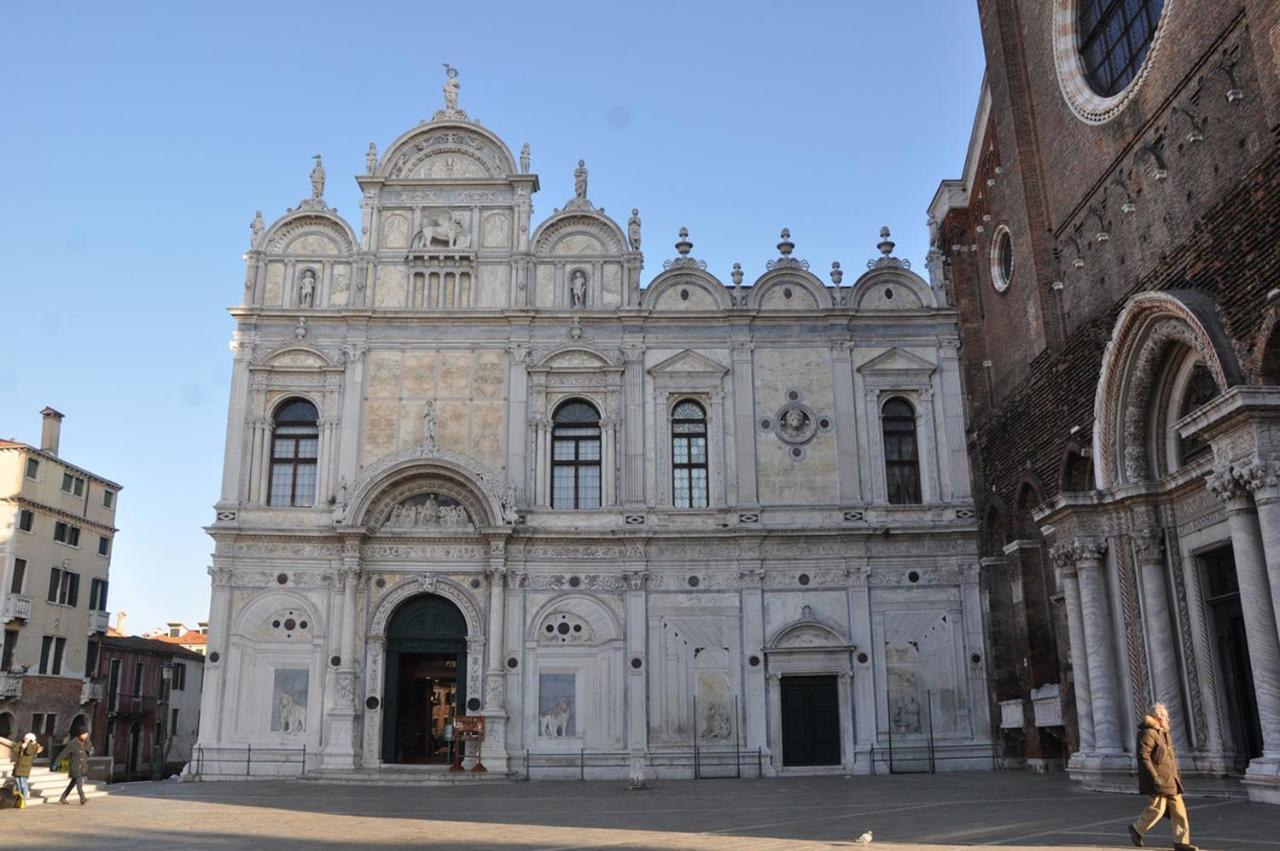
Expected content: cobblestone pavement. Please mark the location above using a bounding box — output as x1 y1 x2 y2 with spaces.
4 771 1276 850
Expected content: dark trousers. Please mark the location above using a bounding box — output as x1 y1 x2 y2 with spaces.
60 776 85 802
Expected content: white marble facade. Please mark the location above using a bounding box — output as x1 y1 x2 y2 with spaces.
196 83 989 780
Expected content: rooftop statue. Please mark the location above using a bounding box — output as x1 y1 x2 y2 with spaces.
442 64 460 112
310 154 325 199
574 159 588 199
628 209 642 251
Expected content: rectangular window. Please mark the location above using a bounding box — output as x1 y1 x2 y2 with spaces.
108 659 121 711
9 558 25 594
62 473 74 492
85 640 99 677
19 510 34 532
51 637 66 675
73 477 84 497
31 713 56 740
48 568 79 606
25 458 39 479
98 536 109 557
65 573 79 607
2 630 17 670
103 490 114 509
90 578 109 611
39 635 52 673
53 521 67 543
47 567 63 602
171 708 180 736
173 662 186 691
134 661 145 696
67 526 80 547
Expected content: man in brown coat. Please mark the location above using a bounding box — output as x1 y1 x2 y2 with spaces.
1129 703 1195 850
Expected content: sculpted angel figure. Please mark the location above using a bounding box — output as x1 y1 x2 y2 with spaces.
442 64 460 111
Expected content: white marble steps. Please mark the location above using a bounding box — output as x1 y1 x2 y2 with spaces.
0 765 110 806
300 766 516 785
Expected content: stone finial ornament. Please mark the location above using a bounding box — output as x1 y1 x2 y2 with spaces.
250 210 265 248
867 226 911 271
520 143 531 174
663 227 706 271
442 64 460 111
777 228 795 257
294 317 307 340
731 262 744 286
366 142 378 174
310 155 325 199
830 261 843 285
627 208 642 251
767 228 809 271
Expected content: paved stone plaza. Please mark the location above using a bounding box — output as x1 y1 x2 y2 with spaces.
5 772 1277 850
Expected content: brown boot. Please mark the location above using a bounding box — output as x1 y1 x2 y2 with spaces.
1127 824 1143 847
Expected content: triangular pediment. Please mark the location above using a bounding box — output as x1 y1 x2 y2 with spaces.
857 347 936 375
647 349 729 377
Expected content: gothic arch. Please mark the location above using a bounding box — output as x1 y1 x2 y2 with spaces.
1057 440 1094 494
981 497 1009 557
1093 290 1241 487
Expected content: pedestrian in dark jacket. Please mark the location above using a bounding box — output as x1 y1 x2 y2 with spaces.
1129 703 1195 850
12 732 44 800
53 730 93 805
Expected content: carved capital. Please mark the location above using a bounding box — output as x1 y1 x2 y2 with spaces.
208 565 234 587
1132 530 1165 564
506 343 532 364
1050 537 1106 570
738 567 764 588
1206 463 1245 502
624 570 649 591
621 343 646 363
1235 455 1280 493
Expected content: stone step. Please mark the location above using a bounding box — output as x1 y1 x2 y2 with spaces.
300 768 517 786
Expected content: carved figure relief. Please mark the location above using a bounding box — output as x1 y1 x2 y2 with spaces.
271 668 309 734
538 673 576 738
413 211 471 250
378 493 471 530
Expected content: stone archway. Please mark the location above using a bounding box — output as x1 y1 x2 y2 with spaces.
380 594 468 764
361 575 485 768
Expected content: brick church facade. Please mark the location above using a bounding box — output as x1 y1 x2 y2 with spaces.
931 0 1280 803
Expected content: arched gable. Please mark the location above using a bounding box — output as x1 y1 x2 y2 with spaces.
532 211 627 257
848 267 938 310
767 614 851 651
1093 290 1241 487
367 575 484 641
642 269 731 311
262 346 333 369
378 120 517 180
341 452 511 530
534 346 616 370
526 594 622 645
263 210 357 257
748 269 830 311
233 591 324 641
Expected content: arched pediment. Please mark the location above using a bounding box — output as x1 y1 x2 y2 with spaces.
233 591 323 641
848 267 937 310
264 211 357 257
262 346 332 369
527 594 622 645
379 120 517 180
766 607 851 650
340 448 513 530
748 269 831 311
532 211 627 256
642 269 731 311
1093 290 1240 488
533 346 617 371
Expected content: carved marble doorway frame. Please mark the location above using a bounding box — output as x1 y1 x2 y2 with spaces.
764 617 857 774
360 575 486 769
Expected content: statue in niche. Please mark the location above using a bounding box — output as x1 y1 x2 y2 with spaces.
366 142 378 174
519 143 530 174
250 210 264 247
442 64 460 111
702 701 732 740
423 400 437 449
298 269 316 308
569 269 588 308
628 208 642 251
310 154 325 199
574 159 588 199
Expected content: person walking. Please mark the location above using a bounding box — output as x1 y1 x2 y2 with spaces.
12 732 44 801
1129 703 1196 850
53 730 93 805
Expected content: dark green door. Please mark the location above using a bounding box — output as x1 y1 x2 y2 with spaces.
781 676 841 766
381 593 468 764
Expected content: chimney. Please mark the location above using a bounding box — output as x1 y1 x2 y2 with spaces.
115 611 128 635
40 407 64 455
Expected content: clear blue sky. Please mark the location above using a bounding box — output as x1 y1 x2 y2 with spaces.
0 2 985 635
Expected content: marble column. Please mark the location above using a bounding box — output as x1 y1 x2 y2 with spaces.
738 559 769 761
335 343 367 494
1209 466 1280 767
323 544 360 770
481 547 510 773
1052 552 1095 753
1072 539 1123 753
838 671 856 771
624 569 648 784
1133 530 1187 748
847 566 876 767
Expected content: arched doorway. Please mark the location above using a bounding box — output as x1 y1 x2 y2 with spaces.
382 594 468 764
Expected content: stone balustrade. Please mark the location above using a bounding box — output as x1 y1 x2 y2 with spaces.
2 594 32 622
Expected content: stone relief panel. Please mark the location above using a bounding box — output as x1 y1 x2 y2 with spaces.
330 263 351 307
284 233 339 256
481 212 511 248
601 264 622 306
647 595 740 746
381 213 410 250
376 493 472 531
360 348 508 468
551 234 605 256
538 673 576 737
754 348 837 504
475 264 510 308
264 262 285 307
375 266 408 308
408 152 490 180
535 265 554 307
879 609 962 736
270 669 309 734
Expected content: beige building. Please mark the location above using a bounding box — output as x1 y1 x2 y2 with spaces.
0 408 118 747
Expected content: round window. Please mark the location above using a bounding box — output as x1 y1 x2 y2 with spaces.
1052 0 1172 124
990 226 1013 293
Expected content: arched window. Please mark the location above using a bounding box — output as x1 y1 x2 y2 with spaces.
671 400 708 509
552 400 601 510
1176 361 1218 465
882 397 922 505
1078 0 1165 97
268 399 319 507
